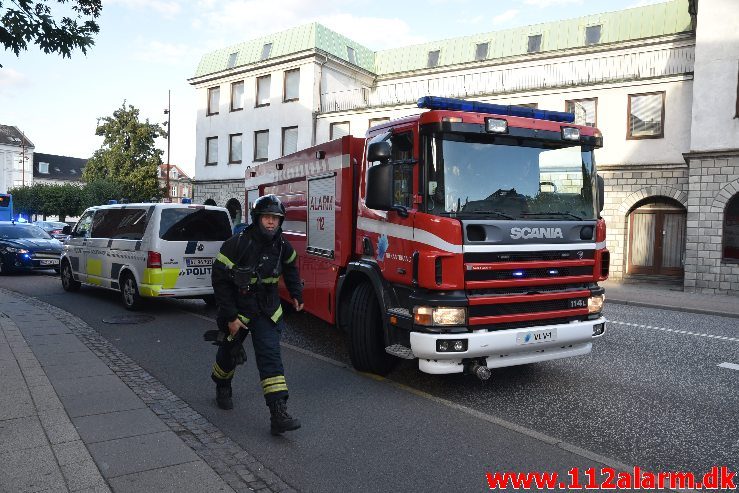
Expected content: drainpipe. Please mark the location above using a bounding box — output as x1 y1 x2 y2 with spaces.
312 53 329 146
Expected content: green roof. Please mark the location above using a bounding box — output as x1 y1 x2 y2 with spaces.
193 0 691 79
193 23 375 78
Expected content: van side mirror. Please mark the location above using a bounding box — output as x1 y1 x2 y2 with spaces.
597 175 605 214
368 141 391 163
62 225 72 235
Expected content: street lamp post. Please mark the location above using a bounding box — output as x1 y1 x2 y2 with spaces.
164 90 171 202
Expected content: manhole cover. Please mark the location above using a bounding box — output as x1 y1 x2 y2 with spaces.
102 314 155 324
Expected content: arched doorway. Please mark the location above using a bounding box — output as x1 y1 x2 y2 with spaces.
204 198 216 206
627 197 686 278
225 198 242 225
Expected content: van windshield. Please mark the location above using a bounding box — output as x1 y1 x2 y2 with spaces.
159 209 232 242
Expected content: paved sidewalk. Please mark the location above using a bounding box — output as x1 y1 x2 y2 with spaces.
0 288 295 493
602 279 739 319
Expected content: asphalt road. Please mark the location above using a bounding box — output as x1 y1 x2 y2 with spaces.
5 271 738 492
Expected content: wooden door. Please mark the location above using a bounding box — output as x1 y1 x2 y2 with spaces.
628 209 685 276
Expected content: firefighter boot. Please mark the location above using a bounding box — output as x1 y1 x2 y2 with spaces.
215 384 233 410
268 398 301 435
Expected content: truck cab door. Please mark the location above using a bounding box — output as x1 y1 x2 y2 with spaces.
67 210 94 282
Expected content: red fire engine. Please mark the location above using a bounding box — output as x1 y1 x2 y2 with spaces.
245 96 609 379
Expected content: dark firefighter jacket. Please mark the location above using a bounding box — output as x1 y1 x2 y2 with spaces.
212 224 302 326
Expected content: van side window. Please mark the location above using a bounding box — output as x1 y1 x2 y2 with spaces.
73 211 94 238
91 209 148 240
159 208 232 241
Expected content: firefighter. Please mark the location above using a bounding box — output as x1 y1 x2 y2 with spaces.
206 194 304 435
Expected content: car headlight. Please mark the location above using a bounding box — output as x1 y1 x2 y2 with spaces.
413 306 466 326
2 247 29 254
588 294 605 314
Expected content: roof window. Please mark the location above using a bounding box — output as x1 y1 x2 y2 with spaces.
39 162 49 174
427 50 440 68
585 25 602 45
475 42 489 61
227 52 238 68
347 46 356 64
261 43 272 60
527 34 542 53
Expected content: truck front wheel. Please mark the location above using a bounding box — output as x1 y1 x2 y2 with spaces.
347 282 396 375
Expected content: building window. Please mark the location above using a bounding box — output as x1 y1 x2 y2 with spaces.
256 75 271 107
171 185 178 197
427 50 440 68
39 162 49 174
261 43 272 60
284 69 300 102
227 52 238 68
369 117 390 129
628 92 665 139
527 34 542 53
566 98 597 127
475 42 489 61
229 133 243 164
330 122 350 139
231 81 244 111
182 186 188 196
723 194 739 261
206 137 218 165
207 86 220 116
585 25 602 45
282 126 298 156
254 130 269 161
347 46 356 64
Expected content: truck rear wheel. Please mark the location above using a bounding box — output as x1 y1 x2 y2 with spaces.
60 260 80 291
347 282 396 375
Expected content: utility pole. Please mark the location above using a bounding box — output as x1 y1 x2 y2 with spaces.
164 90 171 202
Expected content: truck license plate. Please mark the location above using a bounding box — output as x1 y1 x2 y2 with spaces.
516 328 557 345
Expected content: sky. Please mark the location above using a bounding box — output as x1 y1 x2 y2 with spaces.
0 0 668 178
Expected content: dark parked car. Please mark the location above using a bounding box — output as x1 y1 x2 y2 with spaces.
0 221 62 274
34 220 69 240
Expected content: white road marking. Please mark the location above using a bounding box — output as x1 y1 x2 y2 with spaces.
609 320 739 342
718 362 739 371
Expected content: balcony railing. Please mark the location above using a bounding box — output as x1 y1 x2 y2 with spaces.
320 44 695 113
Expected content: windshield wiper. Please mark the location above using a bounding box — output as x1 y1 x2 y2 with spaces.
522 212 584 220
459 210 515 219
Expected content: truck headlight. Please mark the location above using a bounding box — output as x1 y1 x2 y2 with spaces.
413 306 466 326
588 294 604 314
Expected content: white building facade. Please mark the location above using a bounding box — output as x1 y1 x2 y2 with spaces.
0 125 34 193
189 0 739 295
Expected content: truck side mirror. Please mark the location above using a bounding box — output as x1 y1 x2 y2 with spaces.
368 141 391 163
597 175 605 214
366 163 394 211
62 225 72 235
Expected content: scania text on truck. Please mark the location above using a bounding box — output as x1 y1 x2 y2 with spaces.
245 96 609 379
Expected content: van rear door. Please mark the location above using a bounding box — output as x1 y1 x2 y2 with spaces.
156 206 233 289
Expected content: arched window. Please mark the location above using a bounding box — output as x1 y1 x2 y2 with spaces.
723 194 739 261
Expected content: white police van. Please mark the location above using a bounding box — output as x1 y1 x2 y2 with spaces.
60 201 233 310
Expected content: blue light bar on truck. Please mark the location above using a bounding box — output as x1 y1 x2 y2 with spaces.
417 96 575 123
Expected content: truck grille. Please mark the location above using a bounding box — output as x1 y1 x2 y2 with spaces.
464 249 594 263
469 298 587 317
474 316 585 331
466 266 593 281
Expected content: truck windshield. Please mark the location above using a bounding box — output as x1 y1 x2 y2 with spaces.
423 133 597 220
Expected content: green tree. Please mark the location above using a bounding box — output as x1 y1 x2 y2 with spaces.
0 0 102 68
84 102 164 202
81 178 125 209
9 183 85 221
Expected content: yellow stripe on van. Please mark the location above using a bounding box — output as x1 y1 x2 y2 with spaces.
86 259 103 286
139 267 181 296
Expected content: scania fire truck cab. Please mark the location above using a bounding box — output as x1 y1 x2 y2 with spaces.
250 96 609 379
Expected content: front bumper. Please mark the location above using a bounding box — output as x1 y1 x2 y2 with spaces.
1 252 60 271
410 317 606 374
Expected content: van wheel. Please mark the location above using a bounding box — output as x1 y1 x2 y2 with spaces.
61 261 80 291
202 295 217 306
121 273 143 310
347 282 396 375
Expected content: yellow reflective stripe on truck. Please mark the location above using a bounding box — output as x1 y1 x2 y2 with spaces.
86 258 103 286
139 267 180 296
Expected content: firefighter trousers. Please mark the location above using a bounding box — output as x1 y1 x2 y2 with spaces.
211 315 288 405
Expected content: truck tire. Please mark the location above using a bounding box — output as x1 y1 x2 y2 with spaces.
121 272 143 311
60 260 80 291
347 282 396 375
